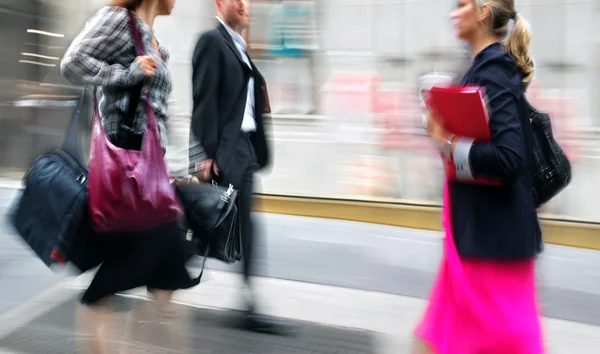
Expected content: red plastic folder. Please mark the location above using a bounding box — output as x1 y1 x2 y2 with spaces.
425 85 501 186
426 85 490 140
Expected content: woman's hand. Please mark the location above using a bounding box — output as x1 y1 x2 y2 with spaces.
426 112 460 158
135 55 157 77
426 112 450 147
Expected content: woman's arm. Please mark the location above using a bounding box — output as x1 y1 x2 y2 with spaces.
451 73 526 183
60 7 145 87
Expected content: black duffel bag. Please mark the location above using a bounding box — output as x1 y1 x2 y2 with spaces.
175 179 241 284
7 88 91 270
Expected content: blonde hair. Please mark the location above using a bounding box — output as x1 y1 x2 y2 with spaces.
474 0 534 84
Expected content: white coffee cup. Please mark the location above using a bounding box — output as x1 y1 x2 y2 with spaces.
418 72 454 125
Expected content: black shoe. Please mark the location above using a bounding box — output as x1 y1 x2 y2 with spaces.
243 312 291 335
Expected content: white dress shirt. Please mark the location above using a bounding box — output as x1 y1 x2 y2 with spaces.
217 17 256 133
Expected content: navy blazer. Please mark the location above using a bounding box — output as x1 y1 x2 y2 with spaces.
449 43 542 259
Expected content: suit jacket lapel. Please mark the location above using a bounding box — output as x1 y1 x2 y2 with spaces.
217 23 245 66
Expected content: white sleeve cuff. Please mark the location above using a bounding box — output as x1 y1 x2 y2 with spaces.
452 137 475 181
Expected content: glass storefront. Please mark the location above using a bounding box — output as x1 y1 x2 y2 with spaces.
0 0 90 177
246 0 600 221
0 0 598 221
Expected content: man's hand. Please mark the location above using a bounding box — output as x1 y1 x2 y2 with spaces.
174 176 199 186
195 159 219 182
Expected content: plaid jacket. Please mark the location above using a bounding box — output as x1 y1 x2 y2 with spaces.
60 6 171 148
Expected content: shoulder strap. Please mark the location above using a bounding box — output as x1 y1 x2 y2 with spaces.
119 11 146 135
60 86 88 169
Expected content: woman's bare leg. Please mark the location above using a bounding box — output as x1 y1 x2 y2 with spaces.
77 297 113 354
148 289 175 317
411 337 435 354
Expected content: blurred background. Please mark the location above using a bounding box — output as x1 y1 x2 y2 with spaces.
0 0 599 219
0 0 599 353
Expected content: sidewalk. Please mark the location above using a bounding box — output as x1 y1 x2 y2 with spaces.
1 181 600 352
1 269 600 353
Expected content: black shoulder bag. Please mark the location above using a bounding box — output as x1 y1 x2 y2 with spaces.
527 101 572 207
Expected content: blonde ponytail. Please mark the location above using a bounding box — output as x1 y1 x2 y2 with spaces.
505 13 534 84
476 1 535 84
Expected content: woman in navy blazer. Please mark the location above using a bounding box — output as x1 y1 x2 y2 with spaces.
412 1 544 353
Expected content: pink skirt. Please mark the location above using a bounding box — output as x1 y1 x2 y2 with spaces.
415 181 544 354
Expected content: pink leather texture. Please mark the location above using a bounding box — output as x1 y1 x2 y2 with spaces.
88 97 181 233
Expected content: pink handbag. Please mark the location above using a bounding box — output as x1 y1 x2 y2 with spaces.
87 11 181 233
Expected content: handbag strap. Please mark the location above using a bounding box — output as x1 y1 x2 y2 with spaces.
59 86 88 169
191 234 212 286
188 216 237 286
119 11 146 136
90 12 146 134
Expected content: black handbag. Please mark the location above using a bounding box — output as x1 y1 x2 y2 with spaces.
7 88 90 269
528 101 572 207
175 180 241 284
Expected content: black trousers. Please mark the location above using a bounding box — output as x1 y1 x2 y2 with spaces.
218 133 260 281
80 220 194 305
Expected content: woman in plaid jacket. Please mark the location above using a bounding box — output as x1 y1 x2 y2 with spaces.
61 1 192 352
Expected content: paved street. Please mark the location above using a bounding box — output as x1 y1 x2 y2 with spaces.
2 270 600 354
1 183 600 353
0 186 61 315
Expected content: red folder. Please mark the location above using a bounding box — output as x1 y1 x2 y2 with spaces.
425 85 501 186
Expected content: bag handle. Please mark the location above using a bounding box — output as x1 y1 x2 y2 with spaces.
60 86 89 169
118 11 146 140
190 230 212 286
128 11 145 57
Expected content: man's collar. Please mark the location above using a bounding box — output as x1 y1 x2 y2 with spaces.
216 16 247 51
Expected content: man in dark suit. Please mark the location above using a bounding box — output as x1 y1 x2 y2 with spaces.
189 0 282 333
